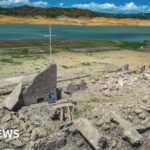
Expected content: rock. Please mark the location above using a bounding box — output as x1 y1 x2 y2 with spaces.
111 111 142 146
134 108 143 115
23 133 30 138
73 118 102 150
18 112 26 121
111 140 117 148
140 106 150 112
12 115 20 123
123 64 129 71
1 114 11 123
141 117 150 129
31 128 46 140
29 141 35 147
118 79 124 87
20 120 27 132
79 80 87 90
0 107 5 120
10 139 24 147
97 136 109 149
66 83 79 95
138 64 145 73
3 83 22 111
137 117 150 133
65 80 87 95
138 113 146 120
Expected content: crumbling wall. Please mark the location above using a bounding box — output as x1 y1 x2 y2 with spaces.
22 64 57 106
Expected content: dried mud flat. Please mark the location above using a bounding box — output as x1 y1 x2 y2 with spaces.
0 67 150 150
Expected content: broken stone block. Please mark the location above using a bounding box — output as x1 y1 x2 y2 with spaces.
140 106 150 112
111 111 142 146
10 139 24 148
144 73 150 79
123 64 129 71
79 80 87 90
136 117 150 133
73 118 102 150
138 64 145 73
66 80 87 95
1 114 11 123
66 83 79 95
118 79 124 87
97 136 109 149
22 64 57 106
3 83 22 111
31 127 47 140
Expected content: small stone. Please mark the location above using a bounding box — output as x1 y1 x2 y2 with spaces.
1 114 11 123
138 113 146 120
79 80 87 90
31 127 46 140
138 64 145 73
20 120 27 132
30 141 35 147
111 140 117 148
123 64 129 71
98 137 108 149
23 133 30 137
12 115 20 123
10 139 24 147
23 137 30 142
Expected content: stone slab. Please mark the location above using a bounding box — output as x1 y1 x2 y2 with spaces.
22 64 57 106
73 118 102 150
111 111 142 146
4 83 22 110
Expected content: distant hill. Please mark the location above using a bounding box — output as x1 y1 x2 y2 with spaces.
0 5 150 19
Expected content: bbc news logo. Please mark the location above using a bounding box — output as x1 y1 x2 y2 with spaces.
0 130 20 138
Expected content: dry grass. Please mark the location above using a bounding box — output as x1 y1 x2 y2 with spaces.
0 50 150 79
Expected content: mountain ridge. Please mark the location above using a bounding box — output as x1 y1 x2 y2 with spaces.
0 5 150 19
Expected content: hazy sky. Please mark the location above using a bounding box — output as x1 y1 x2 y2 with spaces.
0 0 150 14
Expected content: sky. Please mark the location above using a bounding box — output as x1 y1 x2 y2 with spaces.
0 0 150 14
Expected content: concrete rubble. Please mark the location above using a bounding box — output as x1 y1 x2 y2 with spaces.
3 83 22 111
73 118 102 150
0 65 150 149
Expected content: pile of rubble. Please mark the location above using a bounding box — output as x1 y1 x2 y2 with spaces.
0 64 149 150
68 64 150 150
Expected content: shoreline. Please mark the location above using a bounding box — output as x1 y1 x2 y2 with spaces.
0 15 150 26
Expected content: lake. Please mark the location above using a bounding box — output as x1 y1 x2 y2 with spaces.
0 24 150 42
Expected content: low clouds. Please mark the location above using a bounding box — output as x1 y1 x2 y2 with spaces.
72 2 150 14
0 0 48 7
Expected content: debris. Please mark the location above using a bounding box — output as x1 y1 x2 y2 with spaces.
138 64 146 73
1 114 11 123
3 83 22 111
66 80 87 95
122 64 129 71
136 117 150 133
31 127 46 140
111 111 142 146
73 118 102 150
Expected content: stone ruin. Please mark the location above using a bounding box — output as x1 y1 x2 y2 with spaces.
4 64 57 111
0 63 150 149
22 64 57 106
